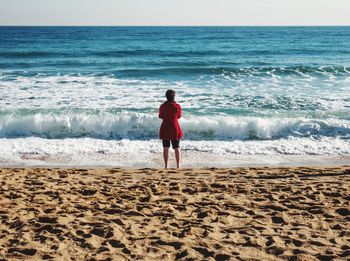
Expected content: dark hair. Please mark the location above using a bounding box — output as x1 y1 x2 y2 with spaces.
165 89 176 102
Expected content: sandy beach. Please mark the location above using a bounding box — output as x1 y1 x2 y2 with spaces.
0 166 350 260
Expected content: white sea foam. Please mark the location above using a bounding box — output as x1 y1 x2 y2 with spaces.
0 137 349 167
0 73 349 113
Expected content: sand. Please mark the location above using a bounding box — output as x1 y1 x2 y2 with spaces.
0 166 350 261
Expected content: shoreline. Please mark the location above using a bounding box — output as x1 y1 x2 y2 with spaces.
1 137 350 168
1 151 350 169
0 164 350 170
1 166 350 260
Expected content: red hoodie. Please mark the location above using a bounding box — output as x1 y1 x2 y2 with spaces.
158 101 183 140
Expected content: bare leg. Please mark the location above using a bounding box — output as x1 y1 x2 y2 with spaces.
175 148 180 168
163 148 169 169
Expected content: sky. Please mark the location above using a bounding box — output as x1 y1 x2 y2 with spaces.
0 0 350 26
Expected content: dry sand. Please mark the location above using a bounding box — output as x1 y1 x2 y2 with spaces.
0 166 350 261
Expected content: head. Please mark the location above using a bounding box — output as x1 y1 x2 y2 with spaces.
165 89 176 102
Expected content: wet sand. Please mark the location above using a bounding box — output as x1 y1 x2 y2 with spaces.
0 166 350 260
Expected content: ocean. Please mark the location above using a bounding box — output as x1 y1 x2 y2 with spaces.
0 26 349 167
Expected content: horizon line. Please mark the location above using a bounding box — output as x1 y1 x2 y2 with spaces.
1 24 350 27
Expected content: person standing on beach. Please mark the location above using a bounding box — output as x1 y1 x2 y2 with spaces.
159 89 183 169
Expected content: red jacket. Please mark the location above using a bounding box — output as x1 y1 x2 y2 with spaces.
159 101 183 140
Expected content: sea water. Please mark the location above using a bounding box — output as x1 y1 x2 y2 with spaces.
0 26 349 167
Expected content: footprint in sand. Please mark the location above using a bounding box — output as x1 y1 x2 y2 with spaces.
271 216 287 224
8 248 37 256
90 226 113 238
79 188 97 196
37 216 58 224
335 208 350 216
193 247 214 258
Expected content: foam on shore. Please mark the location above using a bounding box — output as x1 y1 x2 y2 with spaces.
0 137 349 167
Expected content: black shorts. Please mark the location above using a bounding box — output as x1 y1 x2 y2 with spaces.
162 140 180 149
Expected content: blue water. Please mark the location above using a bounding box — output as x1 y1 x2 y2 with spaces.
0 26 350 142
1 26 350 71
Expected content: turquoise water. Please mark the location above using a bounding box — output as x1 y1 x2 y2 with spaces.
0 26 350 166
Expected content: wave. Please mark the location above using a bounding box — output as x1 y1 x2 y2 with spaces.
1 62 349 78
92 49 223 57
0 49 224 59
3 48 349 60
0 111 349 140
109 65 350 77
0 51 72 59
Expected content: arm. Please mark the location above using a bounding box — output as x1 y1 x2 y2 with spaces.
177 104 182 119
158 104 163 119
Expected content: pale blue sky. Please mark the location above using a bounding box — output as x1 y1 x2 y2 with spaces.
1 0 350 26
